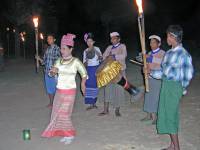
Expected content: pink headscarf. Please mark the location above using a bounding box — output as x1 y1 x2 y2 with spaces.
61 33 76 47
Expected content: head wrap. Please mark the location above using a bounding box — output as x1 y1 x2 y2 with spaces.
61 33 76 47
167 25 183 43
149 35 161 42
110 32 120 38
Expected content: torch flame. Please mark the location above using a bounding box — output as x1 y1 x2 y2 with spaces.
33 17 39 28
22 37 25 42
136 0 143 14
40 33 44 40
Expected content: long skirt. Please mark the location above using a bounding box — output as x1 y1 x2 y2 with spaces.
143 78 162 113
41 88 76 137
157 78 183 134
85 66 99 105
104 83 124 108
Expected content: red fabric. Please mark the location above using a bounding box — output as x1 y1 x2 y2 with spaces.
42 130 76 137
41 89 76 138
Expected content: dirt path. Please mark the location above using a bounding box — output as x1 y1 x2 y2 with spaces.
0 59 199 150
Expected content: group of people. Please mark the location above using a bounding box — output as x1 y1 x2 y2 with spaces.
36 25 193 150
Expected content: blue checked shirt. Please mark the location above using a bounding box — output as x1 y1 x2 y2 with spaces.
151 45 194 88
43 44 60 73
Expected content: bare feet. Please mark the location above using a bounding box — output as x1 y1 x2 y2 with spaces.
86 105 98 111
115 109 121 117
161 145 175 150
140 116 151 122
46 104 53 108
98 111 109 116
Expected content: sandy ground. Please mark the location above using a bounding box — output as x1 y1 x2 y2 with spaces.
0 59 199 150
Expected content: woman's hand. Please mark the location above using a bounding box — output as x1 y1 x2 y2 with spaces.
49 67 58 76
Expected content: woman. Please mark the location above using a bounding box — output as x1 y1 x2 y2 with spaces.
83 33 102 110
41 33 87 144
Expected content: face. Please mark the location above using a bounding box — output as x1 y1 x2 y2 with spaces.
167 33 177 46
47 36 55 45
86 39 95 48
150 39 160 50
111 36 120 45
61 46 72 58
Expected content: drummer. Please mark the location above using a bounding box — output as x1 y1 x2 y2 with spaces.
99 32 127 117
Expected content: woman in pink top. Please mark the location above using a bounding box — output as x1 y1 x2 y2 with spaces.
41 34 87 144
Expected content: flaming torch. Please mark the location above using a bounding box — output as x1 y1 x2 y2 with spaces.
135 0 149 92
33 17 39 73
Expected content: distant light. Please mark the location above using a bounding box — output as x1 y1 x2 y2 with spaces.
22 37 25 42
23 32 26 35
6 27 10 31
13 29 16 33
40 33 44 40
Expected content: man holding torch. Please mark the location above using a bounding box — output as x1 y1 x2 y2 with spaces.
36 34 60 108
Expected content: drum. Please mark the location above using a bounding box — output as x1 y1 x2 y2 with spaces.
96 57 144 101
96 57 122 88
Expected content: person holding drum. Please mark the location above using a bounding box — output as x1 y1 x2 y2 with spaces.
99 32 127 117
83 33 102 110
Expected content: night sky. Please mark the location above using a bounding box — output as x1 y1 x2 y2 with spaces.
0 0 199 57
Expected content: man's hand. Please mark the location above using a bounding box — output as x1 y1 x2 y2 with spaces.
143 64 150 74
35 55 43 63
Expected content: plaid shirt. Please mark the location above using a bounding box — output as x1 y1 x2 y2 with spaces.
43 44 60 73
151 45 194 88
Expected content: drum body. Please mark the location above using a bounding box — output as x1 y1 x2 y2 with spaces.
96 57 122 88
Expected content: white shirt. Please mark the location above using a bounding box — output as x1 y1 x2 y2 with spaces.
83 46 102 66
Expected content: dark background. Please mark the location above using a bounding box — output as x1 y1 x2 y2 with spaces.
0 0 199 60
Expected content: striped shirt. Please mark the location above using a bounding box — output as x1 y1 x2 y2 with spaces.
151 45 194 88
43 44 60 73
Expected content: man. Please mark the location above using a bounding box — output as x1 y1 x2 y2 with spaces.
0 39 4 71
141 35 165 125
151 25 193 150
99 32 127 117
36 34 60 108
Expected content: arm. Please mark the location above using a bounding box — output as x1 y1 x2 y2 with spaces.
180 54 194 88
83 50 88 66
76 59 88 95
102 46 111 60
114 44 127 61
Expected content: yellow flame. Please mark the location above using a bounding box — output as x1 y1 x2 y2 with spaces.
40 33 44 40
136 0 143 13
33 17 39 28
